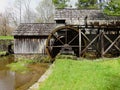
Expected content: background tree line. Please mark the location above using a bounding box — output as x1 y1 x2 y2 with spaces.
0 0 119 36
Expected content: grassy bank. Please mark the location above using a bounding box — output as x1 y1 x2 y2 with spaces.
39 58 120 90
0 36 14 40
0 51 6 55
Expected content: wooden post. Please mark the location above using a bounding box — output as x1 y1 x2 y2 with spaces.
79 29 81 57
101 31 104 58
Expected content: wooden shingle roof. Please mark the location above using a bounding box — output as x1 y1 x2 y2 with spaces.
55 9 120 20
13 23 56 36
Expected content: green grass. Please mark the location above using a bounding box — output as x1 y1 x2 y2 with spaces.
39 58 120 90
0 36 14 40
7 61 29 73
7 58 42 73
0 51 6 55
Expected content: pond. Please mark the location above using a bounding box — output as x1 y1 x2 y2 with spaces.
0 55 49 90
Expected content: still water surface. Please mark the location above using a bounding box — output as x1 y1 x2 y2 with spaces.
0 70 15 90
0 56 49 90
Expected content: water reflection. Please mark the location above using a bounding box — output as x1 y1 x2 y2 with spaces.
0 70 15 90
0 55 49 90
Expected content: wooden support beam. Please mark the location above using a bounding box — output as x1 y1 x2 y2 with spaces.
80 32 102 56
103 35 120 55
101 31 104 57
46 45 79 48
79 29 81 57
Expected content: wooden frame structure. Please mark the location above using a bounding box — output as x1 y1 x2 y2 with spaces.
13 9 120 60
79 24 120 58
46 23 120 59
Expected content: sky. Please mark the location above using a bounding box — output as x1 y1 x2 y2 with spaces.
0 0 40 12
0 0 109 13
0 0 11 12
0 0 77 13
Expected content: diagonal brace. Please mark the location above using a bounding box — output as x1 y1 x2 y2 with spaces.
68 34 79 44
81 32 101 54
103 35 120 55
80 32 102 56
104 35 120 52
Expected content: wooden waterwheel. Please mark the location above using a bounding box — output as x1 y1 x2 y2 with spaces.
46 26 81 60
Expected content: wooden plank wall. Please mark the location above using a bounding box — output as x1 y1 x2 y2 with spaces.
14 36 47 55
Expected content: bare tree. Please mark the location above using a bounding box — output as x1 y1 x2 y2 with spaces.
0 10 13 36
5 6 19 27
14 0 23 24
23 0 37 23
36 0 55 23
0 0 37 35
10 10 19 26
23 9 37 23
14 0 36 23
23 0 31 23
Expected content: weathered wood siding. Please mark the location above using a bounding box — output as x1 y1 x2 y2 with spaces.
14 36 47 54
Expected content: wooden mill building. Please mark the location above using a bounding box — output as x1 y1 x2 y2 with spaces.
13 9 120 59
13 23 56 55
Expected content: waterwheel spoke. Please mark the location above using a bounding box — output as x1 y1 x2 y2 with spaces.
52 34 64 45
68 34 79 44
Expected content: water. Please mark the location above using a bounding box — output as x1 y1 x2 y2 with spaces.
0 70 15 90
0 56 49 90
